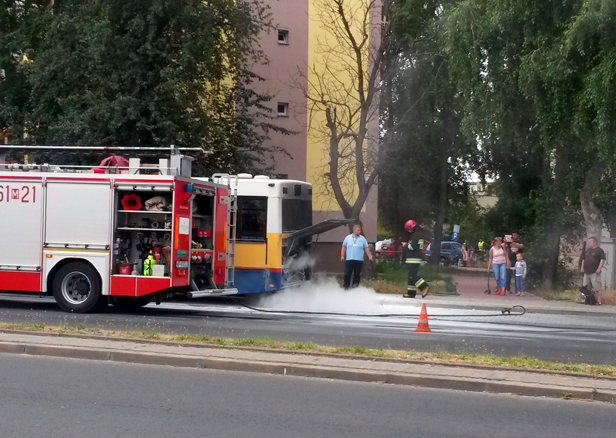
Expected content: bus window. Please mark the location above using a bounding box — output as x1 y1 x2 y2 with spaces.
237 196 267 241
282 199 312 232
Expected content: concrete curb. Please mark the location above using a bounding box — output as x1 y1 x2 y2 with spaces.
1 338 615 403
3 328 615 381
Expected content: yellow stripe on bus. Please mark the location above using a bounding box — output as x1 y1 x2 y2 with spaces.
235 233 283 270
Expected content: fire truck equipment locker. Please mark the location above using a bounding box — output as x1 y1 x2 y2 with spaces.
43 181 112 300
0 180 44 291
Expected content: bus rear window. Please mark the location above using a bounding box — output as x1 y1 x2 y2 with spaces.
237 196 267 241
282 199 312 232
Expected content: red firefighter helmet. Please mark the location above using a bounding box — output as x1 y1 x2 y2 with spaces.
405 220 417 232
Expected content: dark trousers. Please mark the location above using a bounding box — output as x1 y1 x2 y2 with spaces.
506 267 513 292
407 263 420 290
406 262 428 297
343 260 363 289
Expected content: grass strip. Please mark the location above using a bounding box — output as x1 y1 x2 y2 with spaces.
368 262 458 295
532 288 616 305
2 322 615 377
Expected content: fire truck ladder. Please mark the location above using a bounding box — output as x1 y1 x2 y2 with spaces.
0 145 209 175
212 173 238 290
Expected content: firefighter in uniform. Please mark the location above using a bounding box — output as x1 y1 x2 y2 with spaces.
402 220 430 298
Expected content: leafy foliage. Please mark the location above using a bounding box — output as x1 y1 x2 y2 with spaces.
441 0 616 287
379 0 472 259
0 1 50 138
381 0 616 285
1 0 285 173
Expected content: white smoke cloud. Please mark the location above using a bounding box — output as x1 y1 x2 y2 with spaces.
257 276 389 314
283 252 315 272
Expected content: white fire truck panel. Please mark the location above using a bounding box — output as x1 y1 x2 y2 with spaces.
45 182 112 247
0 181 44 269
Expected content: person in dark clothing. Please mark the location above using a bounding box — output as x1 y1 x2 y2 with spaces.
581 237 605 305
505 232 524 293
402 220 429 298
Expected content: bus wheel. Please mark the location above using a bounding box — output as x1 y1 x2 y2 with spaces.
52 262 104 313
112 296 152 311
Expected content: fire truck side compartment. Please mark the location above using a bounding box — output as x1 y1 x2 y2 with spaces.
42 181 112 295
0 179 44 291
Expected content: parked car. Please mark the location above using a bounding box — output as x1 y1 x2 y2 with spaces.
375 238 404 260
425 241 463 265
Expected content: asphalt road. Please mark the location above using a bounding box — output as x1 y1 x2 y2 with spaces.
0 293 615 365
1 353 614 438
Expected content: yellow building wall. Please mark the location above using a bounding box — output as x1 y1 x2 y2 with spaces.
306 0 378 212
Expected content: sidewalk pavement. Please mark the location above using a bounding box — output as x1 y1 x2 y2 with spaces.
396 271 616 317
390 291 616 318
1 330 615 403
453 272 542 300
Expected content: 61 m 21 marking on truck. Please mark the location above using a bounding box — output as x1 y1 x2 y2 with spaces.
0 185 37 203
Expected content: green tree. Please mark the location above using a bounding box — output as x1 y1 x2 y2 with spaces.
443 0 616 287
379 0 471 263
0 1 50 139
563 0 616 241
5 0 285 173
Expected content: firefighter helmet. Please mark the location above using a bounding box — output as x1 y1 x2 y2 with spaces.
405 220 417 232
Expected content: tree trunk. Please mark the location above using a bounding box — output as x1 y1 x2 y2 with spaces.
580 163 605 244
430 154 448 266
540 147 566 289
540 231 560 290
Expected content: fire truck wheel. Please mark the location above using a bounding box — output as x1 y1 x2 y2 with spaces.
52 262 104 313
112 296 152 311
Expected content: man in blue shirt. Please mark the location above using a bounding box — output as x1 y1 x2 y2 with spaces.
341 224 373 289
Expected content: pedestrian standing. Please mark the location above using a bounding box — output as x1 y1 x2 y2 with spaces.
505 232 524 294
341 224 373 289
488 237 509 295
581 237 605 305
462 240 472 267
514 252 527 297
477 238 486 265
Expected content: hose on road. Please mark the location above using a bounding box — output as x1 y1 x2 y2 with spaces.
230 297 526 319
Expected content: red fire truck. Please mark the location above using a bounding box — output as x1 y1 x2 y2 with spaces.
0 145 244 312
0 145 350 313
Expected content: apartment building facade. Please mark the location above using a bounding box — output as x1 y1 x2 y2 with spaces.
251 0 379 271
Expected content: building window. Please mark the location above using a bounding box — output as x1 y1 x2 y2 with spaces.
277 102 289 117
277 29 289 44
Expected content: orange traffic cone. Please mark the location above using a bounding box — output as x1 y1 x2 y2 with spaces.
415 303 431 333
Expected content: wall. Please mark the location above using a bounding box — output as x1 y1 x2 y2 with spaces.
305 0 379 244
254 0 380 272
250 0 309 181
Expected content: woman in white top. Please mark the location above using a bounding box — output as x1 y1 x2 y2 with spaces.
487 237 510 295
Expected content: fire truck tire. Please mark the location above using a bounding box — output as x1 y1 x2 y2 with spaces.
52 262 105 313
111 296 152 311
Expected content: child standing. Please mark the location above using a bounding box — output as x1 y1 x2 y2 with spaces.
514 252 527 296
